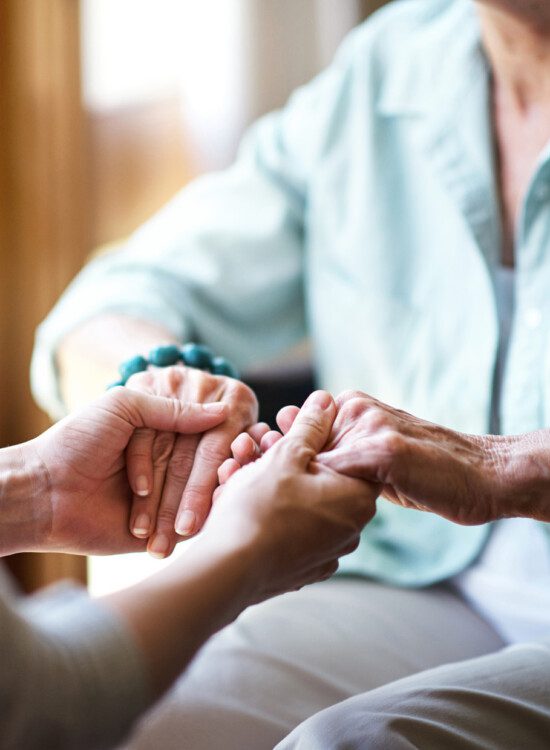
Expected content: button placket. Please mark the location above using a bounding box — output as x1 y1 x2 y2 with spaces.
502 201 550 434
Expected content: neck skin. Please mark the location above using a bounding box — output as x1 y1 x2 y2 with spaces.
0 443 51 555
476 3 550 112
475 2 550 265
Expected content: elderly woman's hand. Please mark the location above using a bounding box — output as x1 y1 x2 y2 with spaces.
225 390 548 526
22 387 227 556
124 366 258 558
315 390 543 525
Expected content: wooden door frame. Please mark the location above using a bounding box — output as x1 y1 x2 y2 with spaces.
1 0 89 590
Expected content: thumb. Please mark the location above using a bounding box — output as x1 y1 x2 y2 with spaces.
110 387 228 434
282 390 336 466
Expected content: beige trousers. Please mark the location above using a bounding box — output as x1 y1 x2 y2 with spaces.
278 640 550 748
119 577 550 749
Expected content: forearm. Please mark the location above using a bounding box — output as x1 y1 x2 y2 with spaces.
0 444 50 555
103 537 256 699
57 314 179 411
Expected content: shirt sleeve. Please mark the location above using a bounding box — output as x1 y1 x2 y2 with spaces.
30 35 361 420
0 580 150 750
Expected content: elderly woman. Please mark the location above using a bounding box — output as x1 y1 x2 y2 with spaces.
31 0 550 747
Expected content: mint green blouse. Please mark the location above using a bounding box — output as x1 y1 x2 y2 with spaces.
32 0 550 587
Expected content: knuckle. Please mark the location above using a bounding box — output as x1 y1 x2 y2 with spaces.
128 428 155 457
340 397 368 422
363 407 392 433
164 366 184 393
380 429 405 455
152 432 175 463
166 452 194 481
232 379 255 401
182 486 210 514
156 507 177 526
375 430 407 474
298 412 326 434
280 439 315 464
198 440 228 466
227 380 259 414
336 389 365 406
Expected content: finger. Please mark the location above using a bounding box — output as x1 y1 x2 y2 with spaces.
149 433 200 557
276 405 300 435
247 422 271 444
111 388 228 434
316 444 378 481
127 427 156 538
230 432 259 465
280 391 336 466
312 464 379 527
176 427 235 536
259 430 283 452
141 432 180 558
126 427 155 499
218 457 241 485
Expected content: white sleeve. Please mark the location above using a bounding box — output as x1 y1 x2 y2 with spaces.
31 34 361 420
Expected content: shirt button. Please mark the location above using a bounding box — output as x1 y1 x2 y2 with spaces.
524 307 542 329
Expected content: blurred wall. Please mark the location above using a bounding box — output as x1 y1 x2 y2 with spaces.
1 0 89 589
83 0 392 248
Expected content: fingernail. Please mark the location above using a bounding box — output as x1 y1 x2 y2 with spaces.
175 509 196 536
132 514 151 538
306 391 332 410
135 475 150 497
203 403 225 414
148 533 170 559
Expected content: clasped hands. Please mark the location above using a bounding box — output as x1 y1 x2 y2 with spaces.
20 366 547 572
119 367 543 551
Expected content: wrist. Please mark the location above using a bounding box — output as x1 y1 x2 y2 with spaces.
189 534 263 610
0 441 52 554
106 537 261 697
496 431 550 521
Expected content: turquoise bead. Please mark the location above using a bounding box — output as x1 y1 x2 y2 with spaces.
211 356 239 379
148 345 182 367
118 355 148 381
181 343 214 369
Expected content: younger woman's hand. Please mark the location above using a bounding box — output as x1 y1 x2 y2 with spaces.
217 406 300 489
203 391 378 602
26 387 227 555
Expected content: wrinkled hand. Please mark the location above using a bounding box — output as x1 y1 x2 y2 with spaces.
203 391 378 602
225 390 528 526
28 388 227 555
125 366 258 558
315 390 520 525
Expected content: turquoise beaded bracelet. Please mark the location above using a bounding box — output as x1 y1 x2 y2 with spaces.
108 343 240 388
